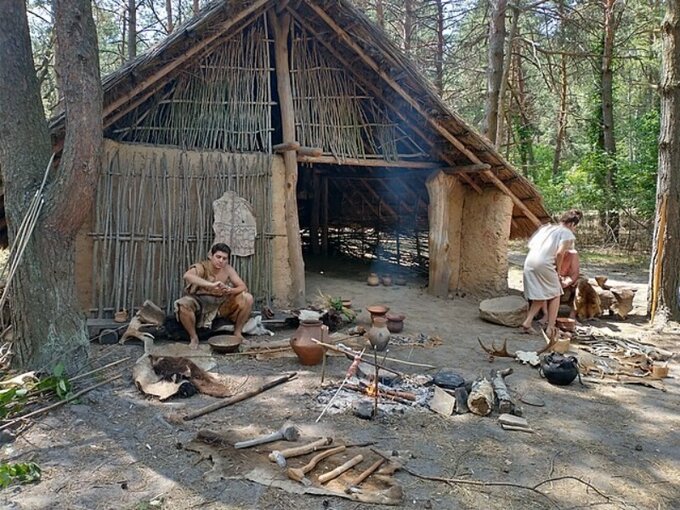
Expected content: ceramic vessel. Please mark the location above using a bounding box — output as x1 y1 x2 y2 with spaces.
114 309 129 323
290 320 327 365
367 273 380 286
366 304 389 322
367 316 391 351
381 274 393 287
385 313 405 333
394 276 407 286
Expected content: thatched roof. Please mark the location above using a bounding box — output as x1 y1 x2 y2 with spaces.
46 0 550 239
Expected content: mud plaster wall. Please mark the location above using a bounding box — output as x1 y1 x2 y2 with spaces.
459 187 512 295
270 155 292 307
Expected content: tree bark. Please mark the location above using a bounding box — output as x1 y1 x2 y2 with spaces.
128 0 137 60
166 0 174 34
552 53 569 176
484 0 507 144
601 0 619 240
375 0 385 29
495 3 519 148
403 0 414 54
0 0 102 371
193 0 200 15
434 0 445 96
649 0 680 322
269 11 305 307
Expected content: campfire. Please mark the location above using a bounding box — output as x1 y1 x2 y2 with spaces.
316 374 434 417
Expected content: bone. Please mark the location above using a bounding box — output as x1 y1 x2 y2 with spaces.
268 437 333 467
233 424 300 449
318 454 363 484
286 445 346 485
344 457 385 493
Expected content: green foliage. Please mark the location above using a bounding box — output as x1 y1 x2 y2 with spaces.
0 462 41 488
0 363 72 420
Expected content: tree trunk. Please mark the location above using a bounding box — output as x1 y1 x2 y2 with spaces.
552 53 569 176
649 0 680 322
434 0 445 96
269 11 305 307
403 0 414 54
193 0 200 16
601 0 619 241
128 0 137 60
0 0 102 371
375 0 385 29
484 0 507 144
495 3 519 148
512 52 534 176
166 0 174 34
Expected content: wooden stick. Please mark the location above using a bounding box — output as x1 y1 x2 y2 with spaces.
70 357 132 383
345 458 385 492
287 445 346 483
183 373 297 421
0 373 125 431
296 146 323 157
311 340 407 375
318 454 364 484
373 349 379 419
273 141 300 152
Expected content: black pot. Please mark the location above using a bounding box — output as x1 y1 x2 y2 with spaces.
540 353 579 386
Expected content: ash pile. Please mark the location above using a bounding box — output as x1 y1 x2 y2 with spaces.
316 366 434 419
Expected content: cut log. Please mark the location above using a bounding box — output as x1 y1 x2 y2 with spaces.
490 368 516 415
467 378 494 416
610 288 637 319
479 295 528 327
454 386 469 414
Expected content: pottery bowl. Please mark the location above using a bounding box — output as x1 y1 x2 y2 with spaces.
366 305 390 319
208 334 242 354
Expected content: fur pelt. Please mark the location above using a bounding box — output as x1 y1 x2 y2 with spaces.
574 278 602 320
150 355 232 397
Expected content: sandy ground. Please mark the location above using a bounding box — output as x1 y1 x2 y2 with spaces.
2 252 679 510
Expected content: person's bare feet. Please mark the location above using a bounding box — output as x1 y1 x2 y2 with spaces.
519 324 538 334
189 337 199 350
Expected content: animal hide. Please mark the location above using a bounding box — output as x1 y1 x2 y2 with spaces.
150 356 233 397
574 278 602 320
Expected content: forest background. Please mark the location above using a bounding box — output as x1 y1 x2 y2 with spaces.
27 0 662 250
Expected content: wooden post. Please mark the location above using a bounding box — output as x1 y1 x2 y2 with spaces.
311 170 321 255
321 174 329 255
269 10 305 307
425 171 458 297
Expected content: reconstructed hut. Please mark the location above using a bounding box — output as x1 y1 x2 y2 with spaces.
47 0 550 317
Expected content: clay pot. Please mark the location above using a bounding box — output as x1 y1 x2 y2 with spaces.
367 316 391 351
367 273 380 286
290 320 327 366
342 299 352 309
366 304 389 322
114 309 129 323
385 313 405 333
381 274 393 287
394 276 407 286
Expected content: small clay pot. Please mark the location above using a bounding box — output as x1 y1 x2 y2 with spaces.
114 309 129 323
394 276 407 286
381 274 393 287
367 316 390 351
341 299 352 309
367 273 380 286
385 313 405 333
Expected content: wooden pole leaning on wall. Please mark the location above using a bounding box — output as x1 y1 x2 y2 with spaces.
269 8 306 307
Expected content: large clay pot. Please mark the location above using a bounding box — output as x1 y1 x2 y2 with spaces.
385 313 405 333
367 316 391 351
367 273 380 286
381 274 393 287
366 304 389 322
290 320 327 365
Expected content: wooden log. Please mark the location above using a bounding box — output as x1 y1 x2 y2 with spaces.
318 454 364 484
344 458 385 493
467 378 494 416
442 164 491 174
425 172 456 297
273 141 300 153
297 146 323 157
454 386 469 414
183 373 297 421
490 368 515 415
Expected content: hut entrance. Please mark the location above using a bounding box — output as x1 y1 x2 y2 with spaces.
296 164 431 279
83 140 273 317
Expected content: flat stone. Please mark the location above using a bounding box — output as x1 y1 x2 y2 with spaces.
479 295 528 328
433 370 465 390
429 386 455 417
352 399 375 420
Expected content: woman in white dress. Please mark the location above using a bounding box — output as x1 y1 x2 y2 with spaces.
520 210 583 339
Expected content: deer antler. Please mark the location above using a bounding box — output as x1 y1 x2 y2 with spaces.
477 337 515 358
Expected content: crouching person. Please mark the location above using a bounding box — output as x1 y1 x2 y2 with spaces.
174 243 254 349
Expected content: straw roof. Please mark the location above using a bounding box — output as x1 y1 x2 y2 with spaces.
46 0 550 240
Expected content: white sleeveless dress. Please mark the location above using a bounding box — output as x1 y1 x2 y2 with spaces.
523 224 575 300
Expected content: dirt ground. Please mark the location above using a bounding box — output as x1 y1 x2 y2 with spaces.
2 251 679 510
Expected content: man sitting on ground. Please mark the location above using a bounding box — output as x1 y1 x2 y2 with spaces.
174 243 254 349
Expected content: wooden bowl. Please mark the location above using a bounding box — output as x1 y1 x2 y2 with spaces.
208 334 242 354
556 317 576 332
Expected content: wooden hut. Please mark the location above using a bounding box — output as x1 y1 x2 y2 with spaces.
46 0 550 317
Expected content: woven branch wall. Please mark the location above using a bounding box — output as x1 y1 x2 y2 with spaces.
291 23 408 161
115 15 272 153
91 140 273 316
